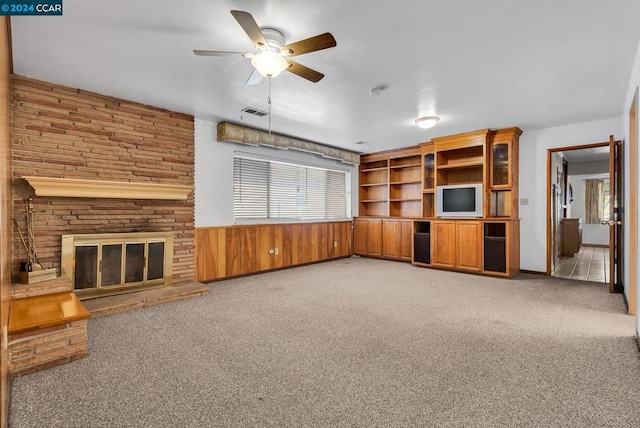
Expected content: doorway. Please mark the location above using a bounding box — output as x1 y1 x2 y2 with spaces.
547 141 621 290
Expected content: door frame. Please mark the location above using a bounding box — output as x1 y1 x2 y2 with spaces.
546 141 614 276
629 88 637 315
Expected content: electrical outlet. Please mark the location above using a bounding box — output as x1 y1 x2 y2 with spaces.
268 249 275 255
274 248 279 255
334 240 338 248
520 198 529 206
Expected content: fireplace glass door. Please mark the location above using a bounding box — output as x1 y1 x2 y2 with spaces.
63 232 173 298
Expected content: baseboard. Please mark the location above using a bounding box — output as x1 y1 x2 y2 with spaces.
582 243 609 248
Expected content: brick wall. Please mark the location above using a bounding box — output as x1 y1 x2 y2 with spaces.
11 75 195 285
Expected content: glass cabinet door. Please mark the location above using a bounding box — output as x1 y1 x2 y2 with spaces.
491 142 510 187
424 153 435 190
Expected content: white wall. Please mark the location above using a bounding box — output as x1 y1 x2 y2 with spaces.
194 119 359 227
568 160 609 175
566 174 609 246
519 117 622 272
623 36 640 334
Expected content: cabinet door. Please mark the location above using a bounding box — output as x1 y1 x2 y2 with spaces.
400 220 413 260
367 218 384 256
382 219 401 259
280 224 293 268
238 226 259 275
353 219 368 255
258 225 273 271
490 140 511 188
456 221 482 271
291 223 310 265
272 224 284 268
432 221 456 268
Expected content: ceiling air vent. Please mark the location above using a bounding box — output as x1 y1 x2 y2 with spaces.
241 107 268 117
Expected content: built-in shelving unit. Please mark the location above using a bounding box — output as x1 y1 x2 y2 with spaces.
359 155 389 217
356 127 521 278
359 147 423 218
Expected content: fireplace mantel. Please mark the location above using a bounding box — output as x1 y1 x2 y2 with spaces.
23 176 193 200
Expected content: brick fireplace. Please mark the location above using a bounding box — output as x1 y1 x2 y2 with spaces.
10 75 196 294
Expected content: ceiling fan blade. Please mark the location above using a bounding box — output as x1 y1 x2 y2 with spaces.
285 60 324 83
245 68 263 86
193 49 251 57
230 10 268 50
280 33 337 58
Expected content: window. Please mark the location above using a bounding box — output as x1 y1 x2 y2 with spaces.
584 178 610 223
233 154 351 222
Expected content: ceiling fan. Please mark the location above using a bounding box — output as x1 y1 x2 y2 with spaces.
194 10 337 84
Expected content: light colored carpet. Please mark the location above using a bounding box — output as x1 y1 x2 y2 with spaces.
9 257 640 427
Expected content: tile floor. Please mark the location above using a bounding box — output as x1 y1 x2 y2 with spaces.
554 246 609 283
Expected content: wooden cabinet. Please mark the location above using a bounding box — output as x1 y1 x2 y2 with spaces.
561 218 583 256
431 220 456 268
488 127 521 218
433 130 488 189
483 220 520 277
353 217 383 257
412 219 518 277
196 221 352 282
381 218 414 261
382 219 401 259
400 220 413 260
430 220 480 271
357 126 521 278
456 221 482 271
421 142 435 218
355 217 413 261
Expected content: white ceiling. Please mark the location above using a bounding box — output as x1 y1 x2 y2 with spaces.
10 0 640 153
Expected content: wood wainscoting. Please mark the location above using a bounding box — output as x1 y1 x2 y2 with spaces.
195 221 353 282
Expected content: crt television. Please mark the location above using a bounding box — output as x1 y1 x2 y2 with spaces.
436 183 483 217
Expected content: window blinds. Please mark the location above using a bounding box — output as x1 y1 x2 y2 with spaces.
233 155 350 221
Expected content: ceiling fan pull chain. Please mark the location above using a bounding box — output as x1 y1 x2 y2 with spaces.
268 78 272 134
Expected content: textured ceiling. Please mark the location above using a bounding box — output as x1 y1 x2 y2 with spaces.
10 0 640 152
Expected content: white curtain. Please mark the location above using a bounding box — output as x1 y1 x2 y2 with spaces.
584 179 604 224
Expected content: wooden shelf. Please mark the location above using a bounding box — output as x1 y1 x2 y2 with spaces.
361 182 388 187
361 199 388 203
437 160 484 170
390 180 421 185
23 176 193 200
423 189 435 194
361 167 388 173
9 292 90 334
389 163 421 169
390 198 421 202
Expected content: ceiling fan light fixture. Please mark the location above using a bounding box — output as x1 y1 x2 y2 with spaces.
415 116 440 129
251 51 289 78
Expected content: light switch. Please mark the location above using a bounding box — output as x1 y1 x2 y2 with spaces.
520 198 529 206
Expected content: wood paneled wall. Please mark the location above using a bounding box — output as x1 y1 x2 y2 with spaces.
1 16 12 428
195 221 353 282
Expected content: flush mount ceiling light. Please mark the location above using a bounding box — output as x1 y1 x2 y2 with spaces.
415 116 440 129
